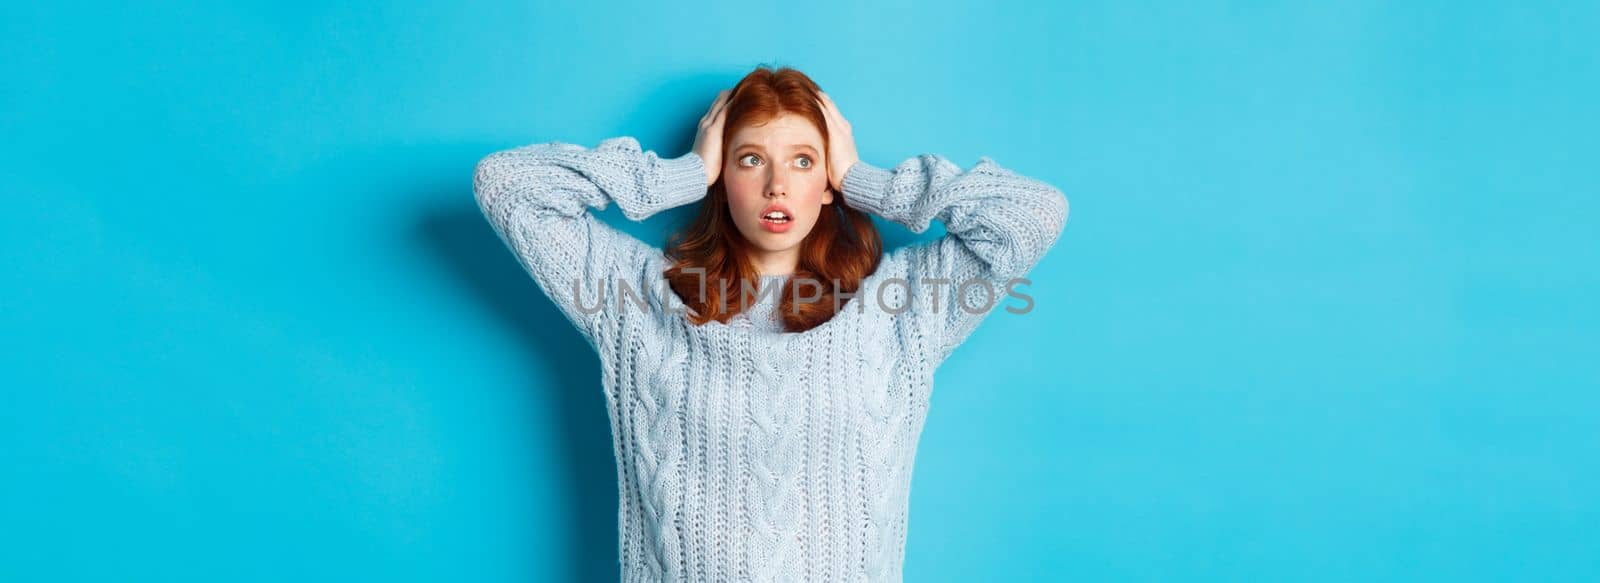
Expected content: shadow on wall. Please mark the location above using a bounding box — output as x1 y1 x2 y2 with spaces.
418 205 618 582
401 75 729 582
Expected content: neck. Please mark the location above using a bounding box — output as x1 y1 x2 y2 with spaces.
747 248 798 278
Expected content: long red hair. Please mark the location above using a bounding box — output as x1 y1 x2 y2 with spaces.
664 66 883 333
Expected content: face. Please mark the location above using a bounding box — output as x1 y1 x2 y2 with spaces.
723 113 834 263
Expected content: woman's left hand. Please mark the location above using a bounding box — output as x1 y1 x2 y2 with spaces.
817 91 859 193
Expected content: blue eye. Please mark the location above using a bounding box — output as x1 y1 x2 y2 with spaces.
740 153 762 166
795 156 813 169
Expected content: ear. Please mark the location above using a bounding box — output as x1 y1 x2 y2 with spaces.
823 187 835 205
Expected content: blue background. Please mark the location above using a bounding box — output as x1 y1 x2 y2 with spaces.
3 1 1596 581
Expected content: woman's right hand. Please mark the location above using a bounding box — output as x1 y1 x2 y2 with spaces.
817 91 859 194
691 89 732 186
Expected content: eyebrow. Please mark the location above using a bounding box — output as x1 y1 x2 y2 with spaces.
733 144 820 155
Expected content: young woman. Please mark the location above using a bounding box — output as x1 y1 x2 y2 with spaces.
474 66 1068 582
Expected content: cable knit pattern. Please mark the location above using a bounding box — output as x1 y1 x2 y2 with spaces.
473 135 1068 582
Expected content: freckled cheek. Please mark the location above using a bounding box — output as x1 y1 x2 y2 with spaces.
725 182 764 215
799 184 832 211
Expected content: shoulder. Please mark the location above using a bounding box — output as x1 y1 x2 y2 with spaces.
582 241 684 350
838 248 944 355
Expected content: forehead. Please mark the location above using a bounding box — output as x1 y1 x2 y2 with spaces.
729 113 823 150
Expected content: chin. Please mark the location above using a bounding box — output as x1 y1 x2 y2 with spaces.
741 226 813 251
751 238 801 253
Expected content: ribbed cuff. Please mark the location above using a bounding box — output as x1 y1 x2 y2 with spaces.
656 151 711 208
840 159 896 217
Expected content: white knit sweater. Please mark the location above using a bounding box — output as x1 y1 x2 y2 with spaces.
473 135 1068 582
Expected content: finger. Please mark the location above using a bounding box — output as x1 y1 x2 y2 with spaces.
822 93 846 126
815 94 835 125
705 90 731 121
821 92 845 119
818 94 843 128
705 94 731 127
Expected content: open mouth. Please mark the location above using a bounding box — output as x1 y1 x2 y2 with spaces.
759 206 795 233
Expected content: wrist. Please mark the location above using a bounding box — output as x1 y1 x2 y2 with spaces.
659 151 711 206
839 159 894 216
835 158 860 190
692 150 718 185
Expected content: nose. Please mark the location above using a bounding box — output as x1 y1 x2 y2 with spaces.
764 171 787 198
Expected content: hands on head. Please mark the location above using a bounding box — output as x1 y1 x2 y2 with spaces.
691 90 732 187
690 89 860 192
815 91 859 194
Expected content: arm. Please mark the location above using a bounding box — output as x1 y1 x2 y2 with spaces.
472 136 707 344
840 154 1069 363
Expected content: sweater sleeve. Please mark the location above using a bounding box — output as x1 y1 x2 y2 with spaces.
840 154 1069 364
472 135 708 344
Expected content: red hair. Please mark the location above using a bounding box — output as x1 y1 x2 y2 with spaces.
664 65 883 332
